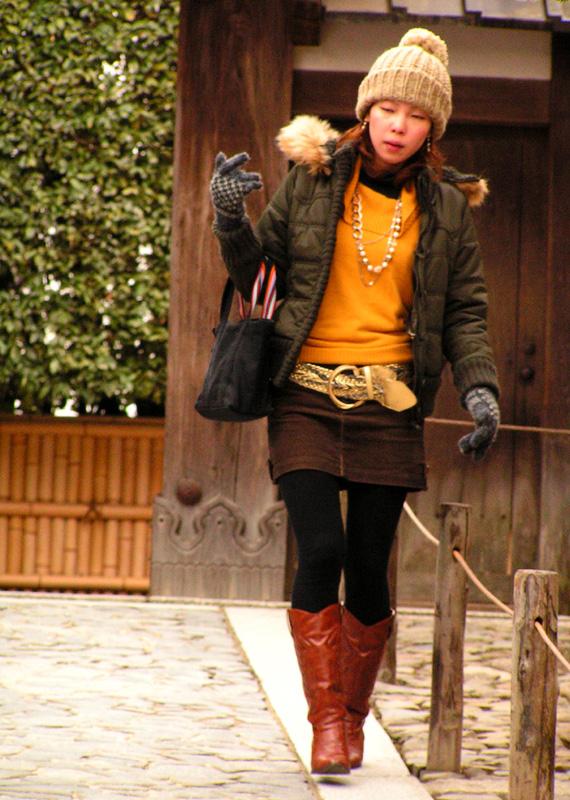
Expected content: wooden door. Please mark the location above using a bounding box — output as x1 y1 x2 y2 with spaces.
398 124 549 607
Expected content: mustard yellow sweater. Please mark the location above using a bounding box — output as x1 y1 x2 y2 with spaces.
298 165 420 366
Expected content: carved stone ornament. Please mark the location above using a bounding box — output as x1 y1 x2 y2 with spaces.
156 493 287 559
194 495 246 550
194 496 286 556
233 500 287 554
153 494 205 555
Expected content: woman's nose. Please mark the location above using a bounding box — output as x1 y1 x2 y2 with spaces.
390 114 406 132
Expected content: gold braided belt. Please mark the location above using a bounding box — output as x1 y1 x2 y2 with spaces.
289 362 417 411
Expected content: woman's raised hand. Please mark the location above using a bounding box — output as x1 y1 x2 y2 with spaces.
209 152 263 228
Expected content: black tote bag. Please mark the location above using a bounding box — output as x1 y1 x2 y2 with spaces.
194 261 277 423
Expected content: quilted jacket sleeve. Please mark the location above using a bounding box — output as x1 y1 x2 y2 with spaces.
442 196 499 402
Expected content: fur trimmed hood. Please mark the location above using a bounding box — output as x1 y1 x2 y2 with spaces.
276 115 489 208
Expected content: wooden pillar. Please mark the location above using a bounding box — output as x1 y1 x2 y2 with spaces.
539 33 570 614
427 502 470 773
509 569 558 800
379 535 398 683
151 0 294 599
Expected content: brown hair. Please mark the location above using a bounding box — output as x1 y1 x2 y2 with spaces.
336 122 444 189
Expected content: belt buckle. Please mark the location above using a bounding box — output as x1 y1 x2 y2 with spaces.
327 365 366 410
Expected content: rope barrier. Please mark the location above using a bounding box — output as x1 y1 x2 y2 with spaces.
534 620 570 673
403 501 570 674
401 501 439 546
451 549 513 617
425 417 570 437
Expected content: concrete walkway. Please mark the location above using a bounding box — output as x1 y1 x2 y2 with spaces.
227 604 431 800
0 593 568 799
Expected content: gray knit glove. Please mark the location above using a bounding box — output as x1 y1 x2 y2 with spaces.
458 387 500 463
210 152 262 230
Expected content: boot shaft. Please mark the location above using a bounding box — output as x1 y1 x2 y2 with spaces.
288 604 345 728
342 607 394 718
288 603 350 774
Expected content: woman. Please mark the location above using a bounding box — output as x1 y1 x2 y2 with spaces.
209 29 500 775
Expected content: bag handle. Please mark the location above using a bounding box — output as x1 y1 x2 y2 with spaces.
216 276 237 333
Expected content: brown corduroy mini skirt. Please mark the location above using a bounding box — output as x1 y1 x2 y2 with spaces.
267 380 427 490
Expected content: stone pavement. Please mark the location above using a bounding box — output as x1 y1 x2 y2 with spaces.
0 595 316 800
0 594 569 800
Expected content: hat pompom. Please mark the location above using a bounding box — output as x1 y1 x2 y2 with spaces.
399 28 448 67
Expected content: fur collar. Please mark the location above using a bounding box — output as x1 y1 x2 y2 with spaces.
276 115 489 208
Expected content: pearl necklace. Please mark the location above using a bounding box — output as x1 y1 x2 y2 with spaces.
351 191 402 287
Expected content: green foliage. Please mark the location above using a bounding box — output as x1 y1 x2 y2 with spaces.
0 0 178 414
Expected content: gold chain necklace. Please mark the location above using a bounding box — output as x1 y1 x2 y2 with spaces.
351 191 402 287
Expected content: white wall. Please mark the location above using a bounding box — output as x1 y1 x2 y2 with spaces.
294 16 551 80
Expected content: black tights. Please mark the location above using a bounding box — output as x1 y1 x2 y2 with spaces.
278 469 407 626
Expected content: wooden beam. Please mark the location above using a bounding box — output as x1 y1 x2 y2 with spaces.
452 77 550 127
0 501 152 520
292 70 362 119
292 71 550 127
0 416 164 437
293 0 324 46
152 0 294 600
0 574 149 592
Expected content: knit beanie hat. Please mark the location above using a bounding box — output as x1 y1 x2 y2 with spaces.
355 28 452 140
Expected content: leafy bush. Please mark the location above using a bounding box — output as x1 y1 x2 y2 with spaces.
0 0 178 414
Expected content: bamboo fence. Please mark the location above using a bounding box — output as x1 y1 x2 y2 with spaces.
0 416 164 593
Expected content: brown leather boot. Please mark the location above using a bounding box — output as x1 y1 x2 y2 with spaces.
342 607 394 768
288 604 350 775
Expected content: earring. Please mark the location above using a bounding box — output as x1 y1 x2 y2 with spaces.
426 135 432 153
361 119 368 131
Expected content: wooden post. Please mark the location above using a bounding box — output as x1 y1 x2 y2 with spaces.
509 569 558 800
151 0 294 600
426 502 470 773
379 534 398 683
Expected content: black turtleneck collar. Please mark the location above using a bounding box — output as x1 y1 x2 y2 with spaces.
358 167 400 199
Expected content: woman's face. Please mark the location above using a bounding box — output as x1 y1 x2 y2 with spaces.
366 99 432 171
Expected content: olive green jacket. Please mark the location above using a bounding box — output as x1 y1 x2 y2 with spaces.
214 115 499 420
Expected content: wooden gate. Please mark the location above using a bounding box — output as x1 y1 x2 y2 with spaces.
0 416 163 592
